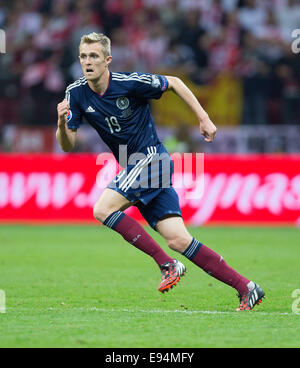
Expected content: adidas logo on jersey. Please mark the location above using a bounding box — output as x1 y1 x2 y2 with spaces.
86 106 95 113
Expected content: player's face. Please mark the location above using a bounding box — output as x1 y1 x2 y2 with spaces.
79 42 111 81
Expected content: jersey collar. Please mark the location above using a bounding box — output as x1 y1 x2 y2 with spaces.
87 71 111 98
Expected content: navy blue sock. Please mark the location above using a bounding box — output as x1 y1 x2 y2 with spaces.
182 238 203 260
103 211 125 230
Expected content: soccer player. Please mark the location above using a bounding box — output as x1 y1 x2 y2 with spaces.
56 33 265 311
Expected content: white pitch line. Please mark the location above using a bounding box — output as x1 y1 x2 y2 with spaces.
83 307 299 316
6 307 300 316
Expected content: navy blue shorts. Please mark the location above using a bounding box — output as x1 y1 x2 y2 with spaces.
135 187 182 230
107 143 182 229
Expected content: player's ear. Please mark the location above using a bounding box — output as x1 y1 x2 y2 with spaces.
106 55 112 67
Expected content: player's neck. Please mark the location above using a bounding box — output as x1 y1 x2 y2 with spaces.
87 69 110 95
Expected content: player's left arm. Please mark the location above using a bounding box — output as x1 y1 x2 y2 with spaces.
166 76 217 142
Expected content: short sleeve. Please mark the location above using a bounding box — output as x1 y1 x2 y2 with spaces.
128 73 169 100
65 87 83 130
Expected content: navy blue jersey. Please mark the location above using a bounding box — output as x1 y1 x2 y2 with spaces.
65 72 169 162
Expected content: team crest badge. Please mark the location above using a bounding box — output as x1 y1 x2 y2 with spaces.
116 97 130 110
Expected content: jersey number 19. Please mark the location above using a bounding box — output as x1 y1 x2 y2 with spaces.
105 116 121 134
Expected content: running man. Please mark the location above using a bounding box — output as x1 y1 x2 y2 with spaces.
56 33 265 311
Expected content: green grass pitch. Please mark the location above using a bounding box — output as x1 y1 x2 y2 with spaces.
0 225 299 348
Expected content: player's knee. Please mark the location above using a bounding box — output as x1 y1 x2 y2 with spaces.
93 205 111 224
166 235 191 253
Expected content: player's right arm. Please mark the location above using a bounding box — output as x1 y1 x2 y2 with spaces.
56 99 77 152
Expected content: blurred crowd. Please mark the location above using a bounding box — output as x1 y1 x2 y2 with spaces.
0 0 299 131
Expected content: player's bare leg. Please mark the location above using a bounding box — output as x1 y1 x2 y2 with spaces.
156 216 265 310
156 215 193 253
94 188 174 267
93 188 132 222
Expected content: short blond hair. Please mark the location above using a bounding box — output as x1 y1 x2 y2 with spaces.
79 32 111 57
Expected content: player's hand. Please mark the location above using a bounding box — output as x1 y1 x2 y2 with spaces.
57 99 70 128
199 115 217 142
